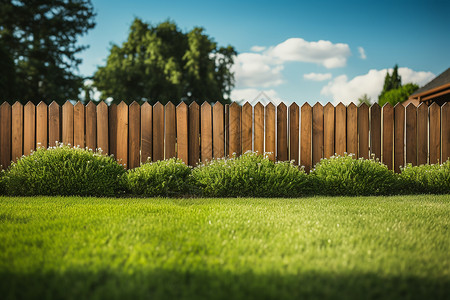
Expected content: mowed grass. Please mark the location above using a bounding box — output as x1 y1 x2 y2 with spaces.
0 196 449 300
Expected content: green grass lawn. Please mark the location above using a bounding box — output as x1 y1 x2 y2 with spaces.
0 195 449 300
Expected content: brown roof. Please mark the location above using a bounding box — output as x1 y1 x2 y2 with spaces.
411 67 450 96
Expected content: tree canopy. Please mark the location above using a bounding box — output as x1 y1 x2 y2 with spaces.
0 0 96 104
378 65 418 106
93 18 237 105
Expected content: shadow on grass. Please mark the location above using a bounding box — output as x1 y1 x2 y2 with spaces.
1 268 448 300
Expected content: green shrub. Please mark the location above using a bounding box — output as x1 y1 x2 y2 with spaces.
400 161 450 194
3 144 127 196
127 158 192 197
191 152 309 197
0 169 5 195
309 154 399 196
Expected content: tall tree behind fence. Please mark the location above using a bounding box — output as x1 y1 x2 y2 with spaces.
1 101 449 173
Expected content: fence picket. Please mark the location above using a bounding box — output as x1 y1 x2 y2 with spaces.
265 103 275 161
152 102 164 162
62 101 73 147
405 104 417 166
429 102 441 164
74 102 85 148
96 101 108 154
242 102 252 153
176 102 188 164
229 102 241 157
370 104 381 160
323 103 334 159
289 103 299 164
48 102 60 148
0 103 11 169
128 102 140 169
312 103 323 166
11 102 23 163
383 104 394 170
36 102 48 149
277 103 288 161
201 102 212 162
116 102 128 167
24 102 36 156
254 102 264 155
301 103 312 172
442 103 450 162
189 102 200 166
347 103 357 156
213 102 224 158
165 102 176 159
335 103 346 156
417 103 428 165
141 102 152 163
358 103 369 159
394 103 405 173
85 102 96 151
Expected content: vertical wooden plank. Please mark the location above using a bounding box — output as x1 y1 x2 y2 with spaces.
346 103 358 156
152 102 164 162
24 102 36 156
394 103 405 173
323 103 335 159
0 103 12 169
11 102 23 163
96 102 108 154
212 102 224 158
228 102 241 157
382 103 394 170
200 102 212 162
108 103 117 157
48 102 60 148
442 103 450 163
254 102 264 155
301 103 312 172
312 103 324 166
224 104 229 156
429 102 441 164
128 101 141 169
141 102 152 163
85 101 97 151
265 103 275 161
289 103 299 164
358 103 369 159
370 104 381 160
405 104 417 166
188 102 200 166
335 103 346 156
176 102 188 164
73 102 85 148
242 102 252 153
417 103 428 165
165 102 176 159
116 102 128 167
277 103 288 161
36 102 48 149
62 101 73 147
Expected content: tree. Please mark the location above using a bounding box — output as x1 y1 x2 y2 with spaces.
0 0 96 104
378 64 402 102
93 18 237 105
358 94 372 106
378 83 419 107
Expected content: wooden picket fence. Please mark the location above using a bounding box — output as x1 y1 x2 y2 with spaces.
0 101 449 173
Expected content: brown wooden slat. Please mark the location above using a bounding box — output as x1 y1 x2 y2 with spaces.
212 102 224 158
109 104 117 157
254 102 264 155
11 102 23 163
62 101 73 147
442 103 450 163
382 104 394 170
96 102 108 154
188 102 200 166
242 102 252 153
323 103 334 159
346 103 357 156
277 103 288 161
358 103 369 159
85 101 97 151
429 102 441 164
141 102 152 163
405 104 417 166
417 103 428 165
301 103 312 172
265 103 275 161
152 102 164 162
335 103 346 156
48 102 60 148
74 102 85 148
312 103 324 166
229 102 241 157
0 103 11 169
200 102 212 162
224 104 229 156
394 103 405 173
128 101 141 169
116 102 128 167
176 102 188 164
24 102 36 156
36 102 48 149
289 103 299 164
370 104 381 160
165 102 176 159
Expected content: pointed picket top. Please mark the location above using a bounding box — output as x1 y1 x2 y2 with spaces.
429 101 440 111
301 102 311 110
0 101 10 109
201 101 211 109
406 102 417 110
12 101 22 109
358 102 369 110
417 102 427 110
117 101 127 109
176 101 187 110
128 100 140 109
394 102 405 114
289 102 299 110
49 101 59 110
324 102 334 110
243 101 252 109
230 101 241 109
277 102 287 110
141 101 151 109
312 102 323 110
254 102 264 110
442 101 449 110
347 102 357 109
86 101 96 109
189 101 199 109
62 100 73 108
97 101 108 110
213 101 223 109
25 101 35 108
382 102 393 110
370 103 381 111
74 101 84 108
37 101 47 108
265 102 275 110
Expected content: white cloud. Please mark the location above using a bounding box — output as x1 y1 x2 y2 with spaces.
303 72 332 81
268 38 351 68
230 88 281 105
250 45 266 52
320 68 435 105
231 53 284 88
358 47 367 60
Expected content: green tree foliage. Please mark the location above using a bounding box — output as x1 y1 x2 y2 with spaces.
378 83 419 107
0 0 96 104
93 18 237 105
357 94 372 106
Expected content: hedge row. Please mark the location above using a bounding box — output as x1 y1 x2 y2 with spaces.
0 145 449 197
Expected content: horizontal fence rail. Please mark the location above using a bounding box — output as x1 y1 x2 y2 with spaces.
0 101 449 172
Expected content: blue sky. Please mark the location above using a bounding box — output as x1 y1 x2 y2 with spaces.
78 0 450 105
